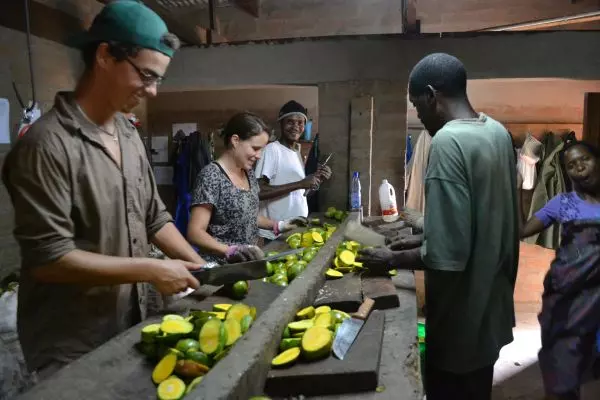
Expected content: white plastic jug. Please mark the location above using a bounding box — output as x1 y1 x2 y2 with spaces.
379 179 399 222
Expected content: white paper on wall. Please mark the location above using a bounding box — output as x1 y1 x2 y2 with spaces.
172 123 197 137
0 98 10 144
153 166 174 185
151 136 169 163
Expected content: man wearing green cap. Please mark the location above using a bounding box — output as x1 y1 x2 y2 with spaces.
2 1 206 379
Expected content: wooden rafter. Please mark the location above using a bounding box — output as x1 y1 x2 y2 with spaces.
231 0 260 17
481 10 600 31
96 0 209 45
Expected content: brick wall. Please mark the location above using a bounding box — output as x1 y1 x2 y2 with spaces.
514 242 555 325
317 80 407 212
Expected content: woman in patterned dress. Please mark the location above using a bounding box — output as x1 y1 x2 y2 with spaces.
518 140 600 400
187 112 305 264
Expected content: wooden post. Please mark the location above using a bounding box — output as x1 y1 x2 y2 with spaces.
350 96 374 216
583 92 600 147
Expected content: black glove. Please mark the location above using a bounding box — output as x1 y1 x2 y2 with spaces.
225 245 264 263
399 208 424 230
387 234 423 251
356 247 395 275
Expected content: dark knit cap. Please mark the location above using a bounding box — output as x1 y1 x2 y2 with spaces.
278 100 308 122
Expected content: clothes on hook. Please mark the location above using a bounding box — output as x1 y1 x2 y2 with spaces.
172 130 214 237
516 133 543 190
525 131 575 249
405 130 432 214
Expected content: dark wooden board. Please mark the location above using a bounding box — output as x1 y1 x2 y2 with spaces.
362 275 400 310
313 273 363 312
265 311 385 397
192 280 284 312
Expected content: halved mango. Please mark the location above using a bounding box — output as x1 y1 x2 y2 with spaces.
271 347 301 368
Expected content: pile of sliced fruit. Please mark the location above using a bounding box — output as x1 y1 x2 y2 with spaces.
263 223 338 287
135 302 256 400
324 207 348 222
271 305 351 368
324 240 364 279
325 240 397 279
285 222 337 249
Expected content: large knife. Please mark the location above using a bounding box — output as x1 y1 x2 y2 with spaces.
173 248 303 300
333 297 375 360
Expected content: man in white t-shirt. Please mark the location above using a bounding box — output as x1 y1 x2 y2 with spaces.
255 100 332 221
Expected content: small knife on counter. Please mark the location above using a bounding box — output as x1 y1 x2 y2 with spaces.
173 248 303 300
333 297 375 360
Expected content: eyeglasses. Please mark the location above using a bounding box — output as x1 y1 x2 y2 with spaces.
125 58 164 87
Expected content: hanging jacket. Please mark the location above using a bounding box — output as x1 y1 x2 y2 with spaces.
525 132 571 249
173 132 213 238
405 130 432 214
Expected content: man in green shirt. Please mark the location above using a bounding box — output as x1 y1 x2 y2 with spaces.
358 53 519 400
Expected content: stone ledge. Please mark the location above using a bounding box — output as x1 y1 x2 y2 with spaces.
188 213 357 399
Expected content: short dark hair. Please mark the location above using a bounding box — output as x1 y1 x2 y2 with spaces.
559 138 600 166
81 33 180 70
408 53 467 98
221 112 270 148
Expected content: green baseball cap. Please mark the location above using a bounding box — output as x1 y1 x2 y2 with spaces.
72 0 175 58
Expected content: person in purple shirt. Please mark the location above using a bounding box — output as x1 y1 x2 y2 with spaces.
520 140 600 237
518 140 600 400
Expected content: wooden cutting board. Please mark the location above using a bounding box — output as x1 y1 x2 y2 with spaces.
313 273 363 312
265 311 385 397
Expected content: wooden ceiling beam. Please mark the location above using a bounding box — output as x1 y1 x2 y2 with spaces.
402 0 420 34
231 0 260 17
482 10 600 31
97 0 209 45
0 0 85 47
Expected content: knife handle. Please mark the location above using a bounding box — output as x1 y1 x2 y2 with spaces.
353 297 375 320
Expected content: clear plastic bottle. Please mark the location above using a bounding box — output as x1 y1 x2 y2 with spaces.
350 171 362 211
379 179 399 222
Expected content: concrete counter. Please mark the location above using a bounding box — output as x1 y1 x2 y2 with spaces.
18 214 422 400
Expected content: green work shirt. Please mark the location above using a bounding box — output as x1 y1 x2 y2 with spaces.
421 113 519 373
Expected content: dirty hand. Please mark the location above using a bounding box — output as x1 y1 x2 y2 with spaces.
399 208 425 230
387 234 423 251
356 247 395 274
225 245 265 263
316 165 332 181
149 259 201 295
279 217 309 232
301 174 322 190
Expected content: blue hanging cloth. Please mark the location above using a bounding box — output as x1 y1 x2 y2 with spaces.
173 137 192 236
172 131 213 242
405 134 413 166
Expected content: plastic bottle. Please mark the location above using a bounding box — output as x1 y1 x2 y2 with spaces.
350 172 361 211
379 179 399 222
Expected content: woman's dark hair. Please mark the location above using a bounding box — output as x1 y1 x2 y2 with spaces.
559 139 600 167
221 112 270 148
81 33 180 70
